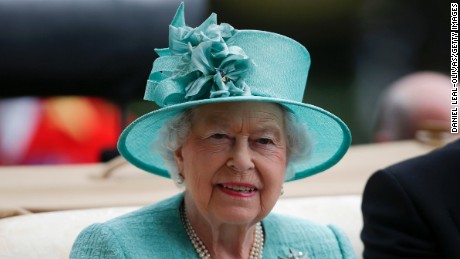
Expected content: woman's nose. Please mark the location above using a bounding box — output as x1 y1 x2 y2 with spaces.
226 139 255 172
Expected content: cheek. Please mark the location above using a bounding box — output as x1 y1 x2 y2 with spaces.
185 139 230 160
257 150 286 198
258 147 288 168
181 141 227 186
273 151 288 167
258 176 284 217
254 157 286 201
183 148 227 174
187 173 211 195
182 156 213 199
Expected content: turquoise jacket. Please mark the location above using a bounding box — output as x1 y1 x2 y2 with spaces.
71 194 356 258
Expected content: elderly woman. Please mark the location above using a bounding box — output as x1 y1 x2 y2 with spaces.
71 3 354 259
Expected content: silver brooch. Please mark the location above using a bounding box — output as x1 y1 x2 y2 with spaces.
279 248 309 259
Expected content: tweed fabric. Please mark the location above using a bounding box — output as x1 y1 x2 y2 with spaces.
70 194 356 258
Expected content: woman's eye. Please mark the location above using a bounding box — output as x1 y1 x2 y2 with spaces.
257 138 274 145
211 133 227 139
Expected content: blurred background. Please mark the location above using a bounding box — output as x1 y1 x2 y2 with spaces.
0 0 451 166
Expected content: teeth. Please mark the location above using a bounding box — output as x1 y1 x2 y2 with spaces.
222 184 255 192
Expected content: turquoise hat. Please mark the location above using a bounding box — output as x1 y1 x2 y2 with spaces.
118 3 351 182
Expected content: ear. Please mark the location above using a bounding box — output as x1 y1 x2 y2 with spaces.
174 147 184 174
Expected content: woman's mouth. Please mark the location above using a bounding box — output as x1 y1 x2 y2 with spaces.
221 184 256 193
217 183 258 197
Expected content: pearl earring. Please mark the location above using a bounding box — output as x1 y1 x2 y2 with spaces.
176 174 184 185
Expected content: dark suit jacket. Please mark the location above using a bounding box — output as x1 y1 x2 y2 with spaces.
361 139 460 259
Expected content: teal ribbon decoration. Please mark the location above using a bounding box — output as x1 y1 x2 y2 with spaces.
145 3 252 107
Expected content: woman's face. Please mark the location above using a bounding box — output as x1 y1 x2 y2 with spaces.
175 102 287 226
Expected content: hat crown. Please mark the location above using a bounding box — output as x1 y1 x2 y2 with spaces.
228 30 310 103
144 3 310 107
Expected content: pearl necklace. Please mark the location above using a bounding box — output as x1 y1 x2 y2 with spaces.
180 203 264 259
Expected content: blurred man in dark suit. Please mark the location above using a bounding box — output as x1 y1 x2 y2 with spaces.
361 70 459 258
361 138 460 258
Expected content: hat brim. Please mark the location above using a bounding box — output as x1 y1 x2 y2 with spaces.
118 96 351 182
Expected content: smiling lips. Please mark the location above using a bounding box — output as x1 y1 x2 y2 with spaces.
218 183 258 197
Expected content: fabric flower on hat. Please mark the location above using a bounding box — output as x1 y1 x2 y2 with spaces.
146 11 252 107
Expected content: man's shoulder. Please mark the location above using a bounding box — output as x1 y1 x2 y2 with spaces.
364 140 460 205
385 139 460 177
